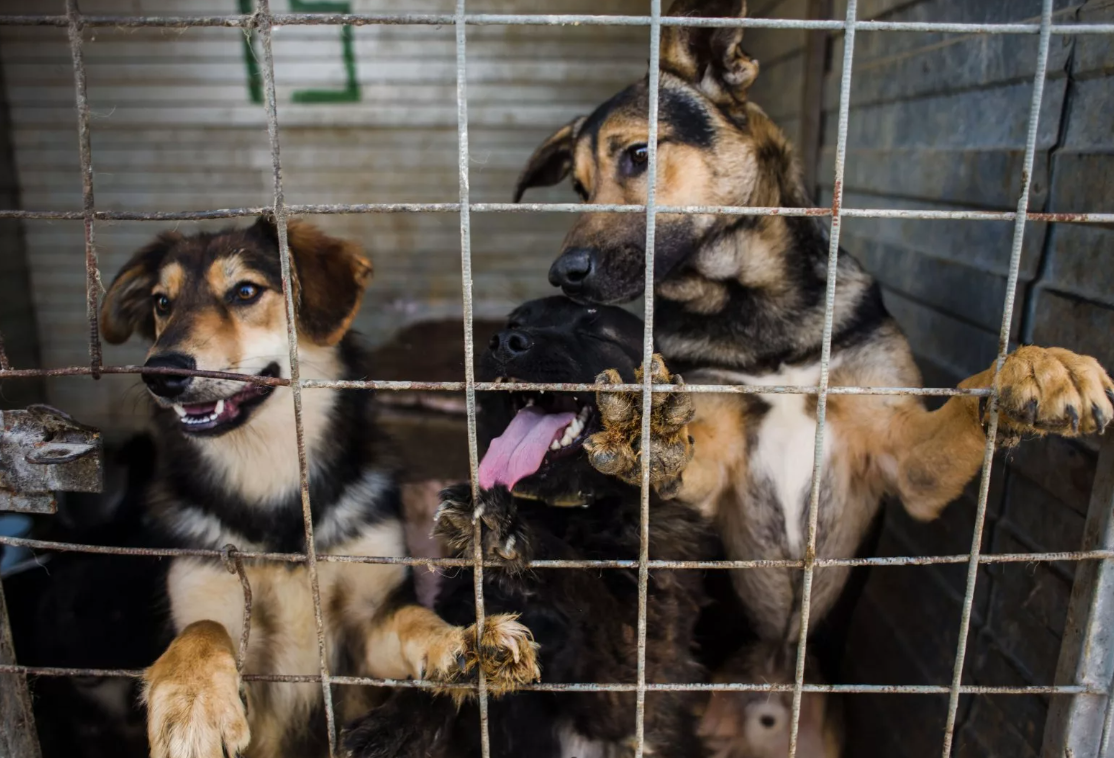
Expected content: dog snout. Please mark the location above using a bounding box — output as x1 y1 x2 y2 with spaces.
143 352 197 399
489 329 534 363
548 248 594 294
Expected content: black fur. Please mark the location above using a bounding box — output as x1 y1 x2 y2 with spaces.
4 435 168 758
344 297 720 758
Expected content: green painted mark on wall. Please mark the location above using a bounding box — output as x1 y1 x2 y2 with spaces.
239 0 361 104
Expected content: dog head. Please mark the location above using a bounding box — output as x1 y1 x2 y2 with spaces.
100 216 372 437
699 642 843 758
475 296 644 506
515 0 801 305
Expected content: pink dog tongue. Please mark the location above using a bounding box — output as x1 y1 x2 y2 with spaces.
478 406 575 490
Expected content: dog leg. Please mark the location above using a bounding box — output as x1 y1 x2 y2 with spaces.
585 353 696 498
892 345 1114 521
143 620 250 758
365 603 540 700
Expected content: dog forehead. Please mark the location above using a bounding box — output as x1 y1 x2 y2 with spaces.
509 297 642 341
578 77 716 157
162 230 281 287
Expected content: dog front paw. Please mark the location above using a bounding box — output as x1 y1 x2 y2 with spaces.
585 354 695 497
972 346 1114 444
434 484 530 572
144 621 250 758
422 613 540 701
462 613 541 698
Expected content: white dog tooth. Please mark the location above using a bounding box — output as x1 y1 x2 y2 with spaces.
550 440 560 451
215 399 225 416
173 404 187 418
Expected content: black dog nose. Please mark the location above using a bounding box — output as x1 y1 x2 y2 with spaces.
143 353 196 399
548 248 594 292
489 329 533 361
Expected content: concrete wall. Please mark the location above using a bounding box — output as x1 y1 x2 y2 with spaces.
775 1 1112 755
0 0 650 433
0 52 43 409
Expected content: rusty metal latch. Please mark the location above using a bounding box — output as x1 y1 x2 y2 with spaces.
0 405 103 514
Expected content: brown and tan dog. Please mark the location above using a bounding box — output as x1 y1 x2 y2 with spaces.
100 216 539 758
514 0 1114 752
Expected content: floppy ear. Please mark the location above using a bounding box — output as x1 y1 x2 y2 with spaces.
513 116 586 202
661 0 759 113
272 218 374 346
100 231 181 344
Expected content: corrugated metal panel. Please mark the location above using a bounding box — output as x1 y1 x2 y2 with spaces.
0 0 650 433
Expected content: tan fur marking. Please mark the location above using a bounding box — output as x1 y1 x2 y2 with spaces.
143 620 250 758
157 262 186 301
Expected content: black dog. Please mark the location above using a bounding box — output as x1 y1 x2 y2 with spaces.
342 296 719 758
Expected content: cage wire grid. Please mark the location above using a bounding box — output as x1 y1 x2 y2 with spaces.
0 1 1111 757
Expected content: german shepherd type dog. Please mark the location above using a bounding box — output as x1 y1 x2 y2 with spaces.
99 217 539 758
514 0 1114 753
342 296 718 758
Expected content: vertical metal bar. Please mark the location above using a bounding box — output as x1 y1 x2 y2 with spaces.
1041 432 1114 758
64 0 102 379
786 1 856 755
635 2 663 756
253 2 338 754
0 581 42 758
454 2 491 756
1102 669 1114 757
939 1 1054 755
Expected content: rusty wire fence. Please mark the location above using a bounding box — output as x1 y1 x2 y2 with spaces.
1 1 1114 757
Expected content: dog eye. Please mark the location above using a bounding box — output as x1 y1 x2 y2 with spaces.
153 294 171 315
572 179 589 201
232 282 263 303
622 144 649 176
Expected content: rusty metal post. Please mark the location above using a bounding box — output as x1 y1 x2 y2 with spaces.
0 580 41 758
1041 432 1114 758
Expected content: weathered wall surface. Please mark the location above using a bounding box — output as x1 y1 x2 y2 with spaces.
809 1 1110 755
0 0 649 432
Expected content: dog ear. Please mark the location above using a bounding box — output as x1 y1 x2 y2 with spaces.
283 219 373 346
514 116 586 202
661 0 759 113
100 232 182 344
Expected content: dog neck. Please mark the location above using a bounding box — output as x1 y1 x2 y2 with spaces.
653 155 885 375
192 341 345 505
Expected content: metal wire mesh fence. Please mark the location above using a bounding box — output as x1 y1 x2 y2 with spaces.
0 1 1112 757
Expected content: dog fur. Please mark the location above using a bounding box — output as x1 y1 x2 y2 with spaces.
341 296 719 758
514 0 1114 750
100 217 539 758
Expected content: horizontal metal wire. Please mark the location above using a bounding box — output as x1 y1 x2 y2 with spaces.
0 663 1103 696
1 13 1112 34
0 363 994 397
2 534 1109 570
2 204 1113 224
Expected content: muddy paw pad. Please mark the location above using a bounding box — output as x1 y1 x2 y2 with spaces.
433 483 478 555
465 613 541 697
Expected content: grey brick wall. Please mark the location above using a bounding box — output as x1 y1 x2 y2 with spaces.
750 0 1114 755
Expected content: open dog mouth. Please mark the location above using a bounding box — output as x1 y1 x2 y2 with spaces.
171 363 280 435
477 386 597 491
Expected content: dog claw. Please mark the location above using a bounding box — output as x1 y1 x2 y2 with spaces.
975 346 1114 443
434 485 530 572
586 354 694 497
1025 398 1039 425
